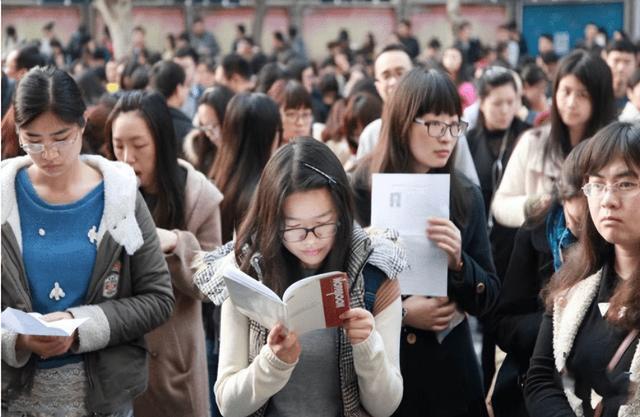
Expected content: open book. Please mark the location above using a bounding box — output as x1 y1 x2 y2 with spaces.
222 265 350 335
1 307 89 337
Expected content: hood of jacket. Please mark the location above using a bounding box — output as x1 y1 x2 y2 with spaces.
1 154 143 255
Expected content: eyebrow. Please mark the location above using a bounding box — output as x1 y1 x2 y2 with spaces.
285 209 334 222
591 170 639 179
24 127 72 138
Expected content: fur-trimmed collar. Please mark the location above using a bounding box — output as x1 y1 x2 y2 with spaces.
552 268 640 417
1 155 143 255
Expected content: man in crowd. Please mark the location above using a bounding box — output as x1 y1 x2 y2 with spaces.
605 39 638 113
215 53 254 93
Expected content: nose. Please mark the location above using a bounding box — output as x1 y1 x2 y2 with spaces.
40 145 59 161
600 186 620 208
123 146 135 165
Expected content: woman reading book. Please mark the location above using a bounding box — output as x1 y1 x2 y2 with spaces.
194 137 406 417
351 67 499 417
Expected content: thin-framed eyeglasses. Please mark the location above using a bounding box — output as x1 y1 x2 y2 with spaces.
17 128 80 155
195 123 220 137
282 110 313 124
281 222 340 243
581 181 640 198
413 119 468 138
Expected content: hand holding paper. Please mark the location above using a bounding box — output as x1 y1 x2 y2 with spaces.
1 307 89 337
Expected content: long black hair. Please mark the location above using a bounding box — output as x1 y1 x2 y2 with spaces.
236 137 354 296
105 91 186 230
544 50 615 167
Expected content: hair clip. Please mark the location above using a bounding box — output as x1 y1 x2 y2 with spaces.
302 162 337 185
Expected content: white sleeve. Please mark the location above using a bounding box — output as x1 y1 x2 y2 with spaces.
356 119 382 160
1 329 31 367
214 298 297 417
491 131 533 227
353 297 403 417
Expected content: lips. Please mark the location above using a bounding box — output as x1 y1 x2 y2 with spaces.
601 216 622 223
302 248 322 257
434 150 450 158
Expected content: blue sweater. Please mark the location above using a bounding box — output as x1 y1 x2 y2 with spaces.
16 168 104 368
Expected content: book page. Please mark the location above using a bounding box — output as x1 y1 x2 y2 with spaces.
222 266 285 330
371 173 450 296
283 272 350 335
1 307 89 336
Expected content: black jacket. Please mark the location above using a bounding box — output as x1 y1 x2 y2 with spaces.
169 106 192 157
490 220 554 417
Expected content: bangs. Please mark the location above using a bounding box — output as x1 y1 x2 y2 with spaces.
416 70 462 118
283 82 312 110
585 122 640 177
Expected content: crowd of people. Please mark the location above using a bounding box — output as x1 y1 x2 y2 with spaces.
2 14 640 417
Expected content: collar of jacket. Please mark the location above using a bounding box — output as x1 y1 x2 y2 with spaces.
552 266 640 417
1 155 143 255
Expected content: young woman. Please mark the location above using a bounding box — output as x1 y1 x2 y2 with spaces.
106 91 223 417
269 79 314 144
492 49 616 228
442 46 477 110
194 137 405 417
210 92 282 244
467 65 531 393
490 141 588 417
525 121 640 417
352 68 499 417
1 67 174 417
519 63 550 126
183 85 234 176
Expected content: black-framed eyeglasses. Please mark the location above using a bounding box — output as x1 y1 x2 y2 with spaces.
281 222 340 243
413 119 468 138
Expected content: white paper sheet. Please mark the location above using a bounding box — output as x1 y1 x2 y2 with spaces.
371 173 450 296
1 307 89 336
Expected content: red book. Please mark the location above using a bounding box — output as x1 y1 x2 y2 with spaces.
223 266 351 334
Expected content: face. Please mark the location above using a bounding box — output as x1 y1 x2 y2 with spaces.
197 104 221 147
302 67 316 93
282 188 338 270
538 37 553 54
18 111 83 177
563 196 586 237
523 80 547 105
606 51 637 92
555 74 592 130
442 48 463 75
195 63 216 88
105 61 119 83
281 106 313 143
408 112 459 173
111 111 157 192
398 23 410 37
132 30 145 48
174 55 196 86
480 83 518 131
214 65 228 87
586 158 640 248
374 50 412 102
5 50 21 80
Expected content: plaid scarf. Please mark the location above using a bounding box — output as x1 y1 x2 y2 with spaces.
194 224 406 416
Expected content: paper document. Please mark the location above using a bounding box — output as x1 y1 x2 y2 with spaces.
223 266 350 335
371 173 450 296
1 307 89 336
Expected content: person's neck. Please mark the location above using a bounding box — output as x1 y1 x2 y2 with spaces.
614 244 640 280
167 95 184 109
568 124 586 148
29 158 83 194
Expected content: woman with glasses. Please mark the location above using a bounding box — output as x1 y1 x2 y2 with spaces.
209 92 283 244
194 138 405 417
490 141 588 417
492 49 616 228
352 68 499 417
105 90 223 417
1 67 174 417
269 79 314 144
525 121 640 417
183 85 234 177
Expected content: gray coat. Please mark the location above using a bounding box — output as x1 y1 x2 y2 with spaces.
1 155 174 414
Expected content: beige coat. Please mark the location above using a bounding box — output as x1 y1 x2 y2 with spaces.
491 124 560 228
134 160 223 417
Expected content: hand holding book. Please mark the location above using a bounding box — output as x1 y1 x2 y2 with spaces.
340 308 374 345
